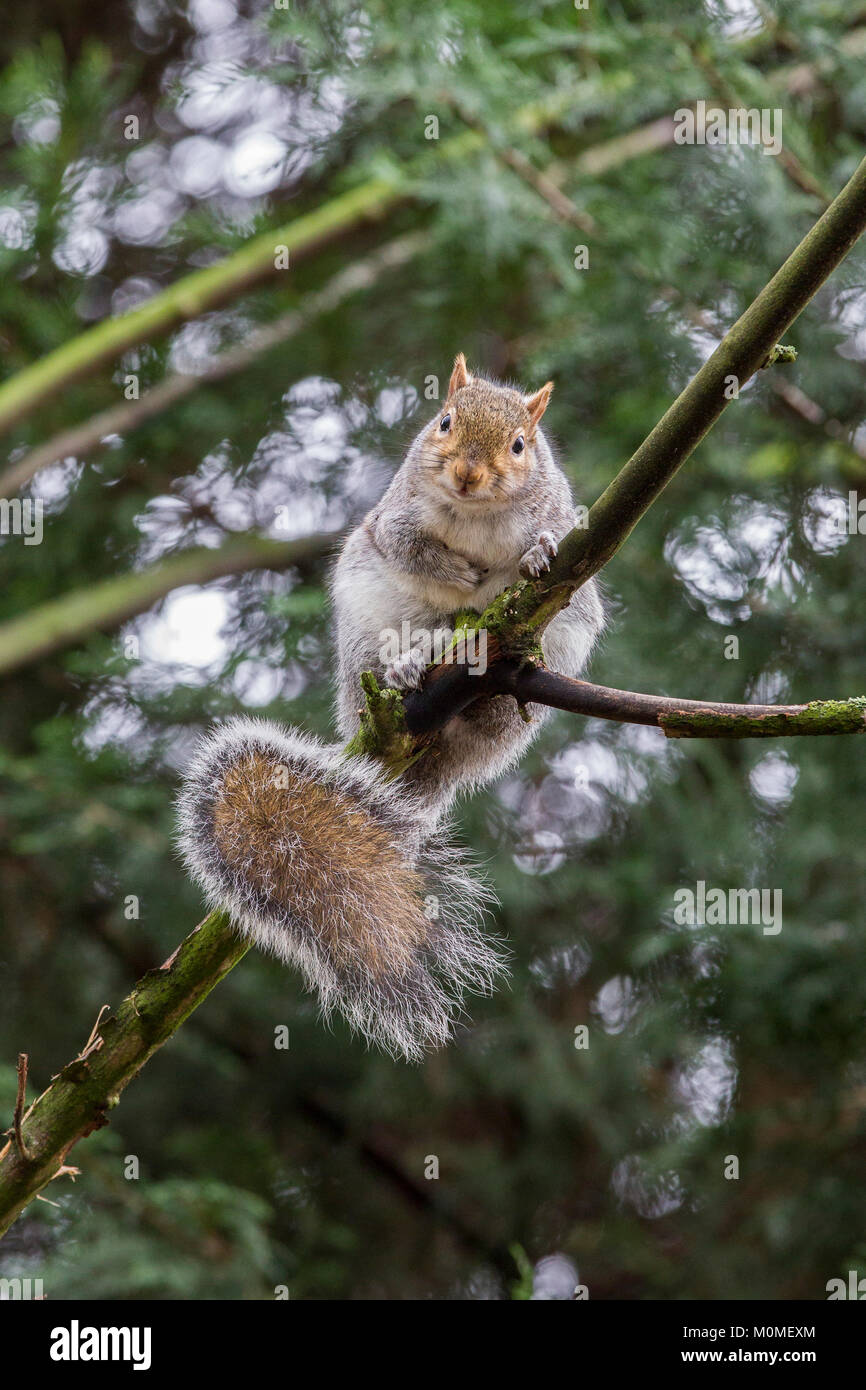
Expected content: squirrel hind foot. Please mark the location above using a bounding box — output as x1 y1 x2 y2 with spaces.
384 648 427 691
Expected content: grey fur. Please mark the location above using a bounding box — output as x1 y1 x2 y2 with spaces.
176 717 506 1061
331 395 606 818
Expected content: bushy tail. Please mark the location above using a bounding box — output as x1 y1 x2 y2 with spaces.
176 717 506 1061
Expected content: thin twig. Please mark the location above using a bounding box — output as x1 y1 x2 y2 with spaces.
81 1005 111 1060
14 1054 31 1162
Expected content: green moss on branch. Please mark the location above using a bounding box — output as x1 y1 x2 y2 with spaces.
0 912 246 1239
659 697 866 739
343 672 424 778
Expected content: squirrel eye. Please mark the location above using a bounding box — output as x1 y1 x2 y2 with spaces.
439 413 451 432
511 435 525 455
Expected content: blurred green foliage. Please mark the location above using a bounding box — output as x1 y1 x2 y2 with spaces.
1 0 866 1299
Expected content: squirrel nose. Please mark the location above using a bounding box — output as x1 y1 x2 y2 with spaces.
453 458 483 487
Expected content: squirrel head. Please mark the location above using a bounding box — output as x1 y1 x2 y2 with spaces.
419 353 553 505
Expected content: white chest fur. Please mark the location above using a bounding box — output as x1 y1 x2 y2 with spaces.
426 499 530 569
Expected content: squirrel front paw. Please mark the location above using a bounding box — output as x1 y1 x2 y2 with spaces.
519 531 558 579
448 554 484 591
385 647 428 691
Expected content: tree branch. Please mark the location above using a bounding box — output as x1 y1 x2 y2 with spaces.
387 151 866 768
0 234 425 497
0 532 334 679
346 148 866 753
401 660 866 740
514 154 866 637
387 152 866 747
0 181 402 440
0 912 244 1240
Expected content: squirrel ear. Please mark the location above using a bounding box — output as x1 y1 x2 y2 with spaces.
447 353 471 398
525 381 553 431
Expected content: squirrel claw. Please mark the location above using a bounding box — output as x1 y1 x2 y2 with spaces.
385 648 427 691
519 532 558 579
454 563 483 590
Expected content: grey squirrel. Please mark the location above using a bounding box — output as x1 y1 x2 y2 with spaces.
177 355 605 1059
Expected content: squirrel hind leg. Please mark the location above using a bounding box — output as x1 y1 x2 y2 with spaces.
176 717 506 1061
398 695 541 806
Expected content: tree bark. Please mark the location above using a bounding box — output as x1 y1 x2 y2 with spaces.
401 660 866 740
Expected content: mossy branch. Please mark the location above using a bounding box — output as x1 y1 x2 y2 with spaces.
342 671 424 777
657 697 866 738
0 181 399 439
0 912 244 1240
401 664 866 740
0 235 426 497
